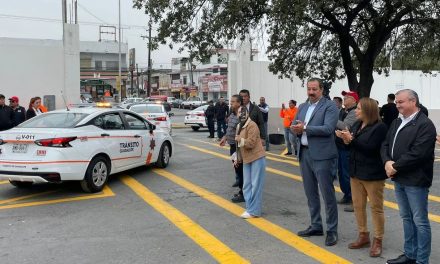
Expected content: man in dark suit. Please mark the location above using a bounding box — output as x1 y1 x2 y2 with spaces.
380 93 399 127
238 89 265 142
291 78 339 246
381 89 436 264
205 100 216 138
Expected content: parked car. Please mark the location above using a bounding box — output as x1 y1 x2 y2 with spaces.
119 97 144 109
184 105 216 131
129 103 172 135
80 93 94 103
181 96 206 109
171 99 183 108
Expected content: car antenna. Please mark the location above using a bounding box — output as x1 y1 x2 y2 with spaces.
60 90 70 111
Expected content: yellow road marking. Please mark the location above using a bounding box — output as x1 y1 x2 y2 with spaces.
182 143 440 224
120 175 249 264
0 186 115 210
189 138 298 161
189 140 440 204
280 148 288 155
153 169 351 264
0 181 8 185
188 139 299 166
0 190 58 205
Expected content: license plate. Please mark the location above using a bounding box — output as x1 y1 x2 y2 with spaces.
191 115 195 118
12 144 28 154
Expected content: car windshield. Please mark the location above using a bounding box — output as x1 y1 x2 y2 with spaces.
194 105 207 111
130 104 164 113
18 113 89 128
187 97 200 101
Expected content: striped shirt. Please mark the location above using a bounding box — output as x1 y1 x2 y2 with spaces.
226 112 240 145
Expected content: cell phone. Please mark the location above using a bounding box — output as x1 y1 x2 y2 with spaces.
292 120 300 125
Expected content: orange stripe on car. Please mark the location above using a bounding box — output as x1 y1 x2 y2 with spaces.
0 160 89 165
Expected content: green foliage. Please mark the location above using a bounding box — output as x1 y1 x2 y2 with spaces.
133 0 440 97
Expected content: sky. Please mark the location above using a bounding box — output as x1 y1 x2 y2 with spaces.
0 0 187 70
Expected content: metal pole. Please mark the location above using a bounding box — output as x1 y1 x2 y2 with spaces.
118 0 122 101
136 63 140 97
147 18 152 97
62 0 67 23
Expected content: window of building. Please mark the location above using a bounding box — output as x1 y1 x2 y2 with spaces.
106 61 119 70
95 61 102 70
220 68 228 76
212 68 219 73
171 74 180 80
183 76 187 85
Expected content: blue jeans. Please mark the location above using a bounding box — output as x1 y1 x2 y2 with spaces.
243 157 266 216
284 128 296 154
394 182 431 264
337 149 351 200
217 119 227 138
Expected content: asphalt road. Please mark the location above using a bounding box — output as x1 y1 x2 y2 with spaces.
1 127 440 264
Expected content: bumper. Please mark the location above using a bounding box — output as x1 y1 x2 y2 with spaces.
0 162 88 181
0 171 61 183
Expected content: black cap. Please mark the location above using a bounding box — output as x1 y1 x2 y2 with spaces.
0 94 5 99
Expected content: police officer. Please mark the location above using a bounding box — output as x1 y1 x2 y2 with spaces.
9 96 26 126
0 94 14 131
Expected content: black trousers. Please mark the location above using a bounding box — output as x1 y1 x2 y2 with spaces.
207 118 215 137
229 144 243 191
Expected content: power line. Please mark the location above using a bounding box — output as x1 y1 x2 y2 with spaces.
77 2 109 25
0 13 157 30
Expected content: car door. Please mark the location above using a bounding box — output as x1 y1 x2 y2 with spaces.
121 112 153 167
91 112 141 169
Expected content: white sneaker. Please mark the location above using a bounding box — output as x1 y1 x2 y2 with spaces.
240 211 257 219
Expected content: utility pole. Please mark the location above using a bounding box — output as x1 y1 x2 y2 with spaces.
147 17 152 97
141 17 153 97
117 0 122 102
136 63 140 97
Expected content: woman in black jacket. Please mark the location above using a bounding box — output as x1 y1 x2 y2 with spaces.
26 97 42 120
336 97 387 258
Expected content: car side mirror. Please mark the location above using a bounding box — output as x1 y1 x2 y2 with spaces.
149 124 156 133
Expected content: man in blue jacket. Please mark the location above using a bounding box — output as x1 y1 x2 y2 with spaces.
291 78 339 246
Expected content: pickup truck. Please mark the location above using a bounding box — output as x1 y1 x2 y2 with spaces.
180 96 206 109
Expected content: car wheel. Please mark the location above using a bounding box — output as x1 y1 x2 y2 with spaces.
190 105 194 110
156 143 171 168
80 156 109 193
9 180 33 188
191 126 200 131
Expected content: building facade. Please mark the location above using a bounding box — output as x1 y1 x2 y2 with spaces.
80 41 128 100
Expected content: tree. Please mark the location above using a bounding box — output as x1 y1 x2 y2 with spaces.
134 0 440 97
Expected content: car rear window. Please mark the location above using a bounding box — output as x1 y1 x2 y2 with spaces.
194 105 207 111
18 113 89 128
130 104 164 113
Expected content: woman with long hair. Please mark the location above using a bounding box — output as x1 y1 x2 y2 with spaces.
26 97 42 120
336 97 388 257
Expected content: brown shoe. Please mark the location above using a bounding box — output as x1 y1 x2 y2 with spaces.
369 237 382 257
348 232 370 249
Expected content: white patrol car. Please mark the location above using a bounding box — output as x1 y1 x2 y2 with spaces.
0 108 173 193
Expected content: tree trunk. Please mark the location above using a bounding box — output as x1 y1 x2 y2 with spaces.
358 61 374 98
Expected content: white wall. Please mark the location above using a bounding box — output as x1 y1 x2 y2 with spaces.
229 55 440 133
0 26 80 110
